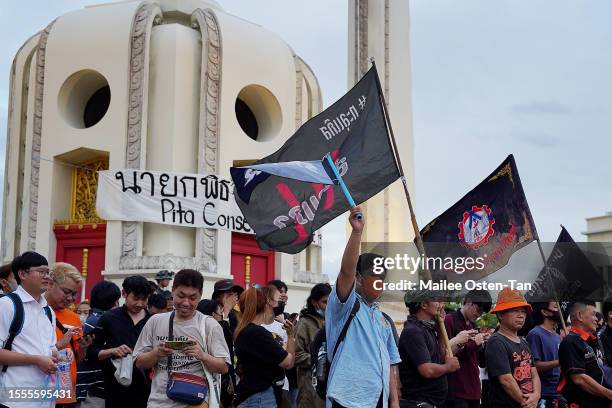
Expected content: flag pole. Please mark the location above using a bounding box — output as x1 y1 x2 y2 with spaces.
535 238 568 334
369 59 427 266
369 59 453 356
324 154 363 220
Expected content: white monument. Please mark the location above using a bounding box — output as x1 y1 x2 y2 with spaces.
2 0 327 312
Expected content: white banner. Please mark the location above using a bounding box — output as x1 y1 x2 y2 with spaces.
96 169 252 233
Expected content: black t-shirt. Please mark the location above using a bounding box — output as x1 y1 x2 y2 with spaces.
559 331 608 408
88 306 151 408
398 316 447 406
485 332 535 408
234 323 288 405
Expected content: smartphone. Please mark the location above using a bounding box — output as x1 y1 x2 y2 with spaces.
63 324 83 336
164 340 196 350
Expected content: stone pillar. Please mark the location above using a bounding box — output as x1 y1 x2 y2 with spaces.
347 0 415 243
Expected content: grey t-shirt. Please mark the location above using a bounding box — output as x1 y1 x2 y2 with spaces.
134 311 230 408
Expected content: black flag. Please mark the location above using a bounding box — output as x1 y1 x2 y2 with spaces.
231 67 400 254
525 227 606 302
420 155 537 280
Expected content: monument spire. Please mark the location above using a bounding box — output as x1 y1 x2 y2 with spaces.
348 0 416 243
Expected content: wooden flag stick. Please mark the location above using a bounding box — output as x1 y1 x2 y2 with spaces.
369 59 427 263
535 238 568 334
370 58 452 356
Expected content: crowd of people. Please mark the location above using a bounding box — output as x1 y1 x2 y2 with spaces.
0 206 611 408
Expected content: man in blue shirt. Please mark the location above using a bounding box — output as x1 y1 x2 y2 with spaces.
526 301 566 408
325 206 401 408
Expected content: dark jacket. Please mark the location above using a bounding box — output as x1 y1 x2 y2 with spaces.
294 308 326 408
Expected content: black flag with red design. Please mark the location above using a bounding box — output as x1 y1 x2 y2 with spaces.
420 155 538 280
231 66 400 254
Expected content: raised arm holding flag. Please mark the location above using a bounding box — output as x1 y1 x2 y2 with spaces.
231 66 399 254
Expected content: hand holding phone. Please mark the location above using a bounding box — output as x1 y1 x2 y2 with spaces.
164 340 196 351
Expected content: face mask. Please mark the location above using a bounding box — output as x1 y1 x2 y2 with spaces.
273 301 286 316
545 309 562 323
7 280 18 292
79 314 87 324
316 308 325 317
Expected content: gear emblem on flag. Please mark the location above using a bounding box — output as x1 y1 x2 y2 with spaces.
458 205 495 249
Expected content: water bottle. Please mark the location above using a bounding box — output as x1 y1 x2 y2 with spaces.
57 349 72 392
316 341 327 381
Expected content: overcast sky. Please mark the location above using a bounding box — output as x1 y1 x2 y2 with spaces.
1 0 611 280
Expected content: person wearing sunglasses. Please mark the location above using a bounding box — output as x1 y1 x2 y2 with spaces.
45 262 90 406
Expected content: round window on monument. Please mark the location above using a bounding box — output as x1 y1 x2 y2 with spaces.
58 69 111 129
235 85 282 142
235 98 259 140
83 85 111 128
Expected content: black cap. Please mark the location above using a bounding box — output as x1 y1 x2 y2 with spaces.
212 279 244 300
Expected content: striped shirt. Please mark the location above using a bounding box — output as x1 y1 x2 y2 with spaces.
75 309 105 400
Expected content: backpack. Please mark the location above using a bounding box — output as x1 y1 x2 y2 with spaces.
310 299 360 400
0 292 53 373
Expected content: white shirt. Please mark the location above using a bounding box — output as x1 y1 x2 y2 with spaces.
0 285 57 407
261 320 289 391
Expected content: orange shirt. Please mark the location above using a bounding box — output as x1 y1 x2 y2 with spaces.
54 308 82 404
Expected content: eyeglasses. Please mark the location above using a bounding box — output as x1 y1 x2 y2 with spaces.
27 267 50 276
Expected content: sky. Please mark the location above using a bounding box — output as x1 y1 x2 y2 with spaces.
1 0 611 281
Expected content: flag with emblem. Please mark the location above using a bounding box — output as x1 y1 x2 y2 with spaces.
420 154 538 280
230 66 400 254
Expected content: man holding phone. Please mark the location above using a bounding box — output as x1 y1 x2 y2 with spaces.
444 289 492 408
45 262 90 407
134 269 230 408
76 280 121 407
88 276 154 408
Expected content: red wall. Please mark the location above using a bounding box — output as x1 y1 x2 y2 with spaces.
231 232 275 288
53 224 106 303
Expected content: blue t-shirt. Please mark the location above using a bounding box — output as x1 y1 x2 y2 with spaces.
325 282 401 408
526 325 561 397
